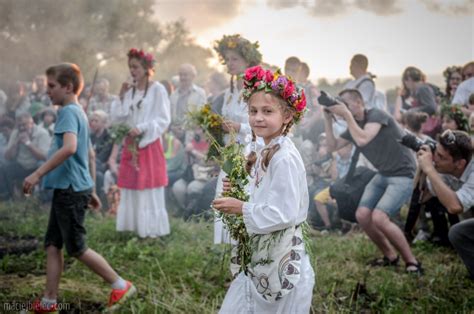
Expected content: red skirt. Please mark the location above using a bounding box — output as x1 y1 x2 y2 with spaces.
118 137 168 190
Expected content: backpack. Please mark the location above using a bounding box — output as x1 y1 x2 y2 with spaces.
329 166 376 222
355 77 386 110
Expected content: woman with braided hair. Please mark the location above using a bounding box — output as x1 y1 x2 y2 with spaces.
213 34 263 244
110 48 171 238
213 66 314 313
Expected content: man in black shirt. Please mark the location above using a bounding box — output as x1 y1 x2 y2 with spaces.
324 89 422 274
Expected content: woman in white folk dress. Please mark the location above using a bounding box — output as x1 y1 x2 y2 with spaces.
111 48 171 238
213 34 263 244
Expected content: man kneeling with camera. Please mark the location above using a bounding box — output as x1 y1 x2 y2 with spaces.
417 130 474 279
321 89 422 274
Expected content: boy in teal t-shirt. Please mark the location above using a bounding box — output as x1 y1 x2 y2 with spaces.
23 63 135 313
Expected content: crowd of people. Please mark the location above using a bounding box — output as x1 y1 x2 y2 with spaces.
0 32 473 312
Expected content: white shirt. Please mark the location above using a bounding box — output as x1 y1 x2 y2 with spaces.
169 83 207 121
111 81 171 148
242 136 309 234
452 77 474 106
221 87 252 145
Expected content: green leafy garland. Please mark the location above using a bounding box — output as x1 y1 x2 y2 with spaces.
109 123 143 169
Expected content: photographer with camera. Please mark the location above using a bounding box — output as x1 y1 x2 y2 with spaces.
321 89 423 274
417 130 474 279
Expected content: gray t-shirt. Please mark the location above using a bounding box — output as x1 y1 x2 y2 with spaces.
341 108 416 178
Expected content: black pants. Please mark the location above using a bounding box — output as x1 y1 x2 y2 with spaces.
427 197 459 246
405 194 459 245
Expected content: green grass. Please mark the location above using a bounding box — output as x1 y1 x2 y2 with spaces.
0 200 473 313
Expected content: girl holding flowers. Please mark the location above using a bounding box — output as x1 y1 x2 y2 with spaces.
213 66 315 313
110 48 171 238
213 34 263 244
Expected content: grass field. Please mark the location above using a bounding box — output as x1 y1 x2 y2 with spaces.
0 200 473 313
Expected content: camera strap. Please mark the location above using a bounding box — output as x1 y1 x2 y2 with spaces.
344 111 368 183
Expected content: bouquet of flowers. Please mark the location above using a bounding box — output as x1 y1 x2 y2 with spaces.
109 123 142 169
187 104 225 161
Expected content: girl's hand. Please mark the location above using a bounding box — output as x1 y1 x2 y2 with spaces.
128 128 142 137
222 120 240 133
212 197 243 215
119 82 131 100
222 177 231 193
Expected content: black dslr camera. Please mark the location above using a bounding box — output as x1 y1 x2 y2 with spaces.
318 91 346 107
400 133 437 152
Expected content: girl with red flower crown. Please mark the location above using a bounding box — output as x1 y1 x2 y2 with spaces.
213 34 263 244
110 48 171 238
213 66 314 313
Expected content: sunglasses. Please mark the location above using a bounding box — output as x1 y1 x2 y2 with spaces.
441 129 456 145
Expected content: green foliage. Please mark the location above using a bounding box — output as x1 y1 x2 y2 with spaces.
109 123 143 168
1 202 473 313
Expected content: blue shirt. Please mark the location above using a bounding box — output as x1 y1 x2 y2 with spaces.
43 103 94 191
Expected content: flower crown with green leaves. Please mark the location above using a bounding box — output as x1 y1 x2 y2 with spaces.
214 34 262 67
443 66 462 80
127 48 155 69
440 104 470 132
242 65 306 124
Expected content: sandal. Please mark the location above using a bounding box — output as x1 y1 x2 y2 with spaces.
367 255 400 267
406 261 424 275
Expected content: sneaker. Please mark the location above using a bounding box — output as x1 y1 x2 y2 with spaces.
30 299 58 313
107 281 137 311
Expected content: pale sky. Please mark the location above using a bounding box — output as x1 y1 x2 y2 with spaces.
155 0 473 84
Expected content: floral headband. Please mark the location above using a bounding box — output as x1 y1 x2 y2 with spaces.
127 48 155 69
440 104 470 132
214 34 262 67
242 65 306 124
443 66 462 80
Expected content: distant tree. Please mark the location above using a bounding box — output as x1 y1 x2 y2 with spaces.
0 1 162 89
156 20 213 86
0 1 214 95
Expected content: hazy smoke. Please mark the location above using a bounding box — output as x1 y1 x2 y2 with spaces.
154 0 243 32
267 0 401 16
354 0 402 16
309 0 349 17
419 0 474 16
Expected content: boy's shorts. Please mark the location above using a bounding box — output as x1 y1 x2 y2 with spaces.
44 187 91 257
314 187 331 204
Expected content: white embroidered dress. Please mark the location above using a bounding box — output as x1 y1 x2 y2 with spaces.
110 81 171 238
219 136 315 313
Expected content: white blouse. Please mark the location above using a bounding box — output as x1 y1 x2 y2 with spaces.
242 136 309 235
221 87 252 145
111 81 171 148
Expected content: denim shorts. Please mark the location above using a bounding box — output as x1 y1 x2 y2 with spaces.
358 174 413 217
44 187 92 257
